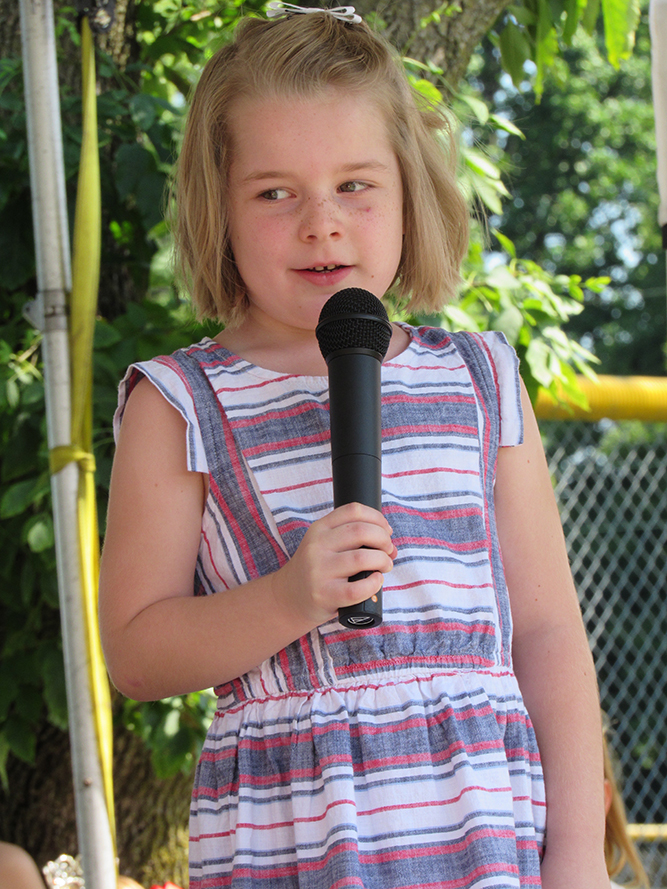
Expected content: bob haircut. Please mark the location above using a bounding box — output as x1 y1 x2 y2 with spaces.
602 723 649 888
173 11 470 326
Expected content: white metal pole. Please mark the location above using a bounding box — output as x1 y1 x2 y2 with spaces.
19 3 116 887
649 0 667 299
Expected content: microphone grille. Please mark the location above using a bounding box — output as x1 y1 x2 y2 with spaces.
316 288 392 361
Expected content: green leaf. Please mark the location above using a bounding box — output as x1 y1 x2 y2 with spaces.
440 304 482 333
493 230 517 258
558 363 591 409
601 0 639 66
409 77 444 106
25 515 54 553
129 93 157 131
41 647 68 730
492 305 524 344
488 113 525 138
525 338 553 387
14 685 42 723
506 4 538 25
0 475 49 518
94 319 123 349
533 0 559 99
1 419 42 483
4 713 36 763
498 21 531 88
465 151 503 180
20 557 37 608
581 0 601 31
460 94 490 124
4 378 19 408
562 0 584 43
0 676 16 722
0 737 9 791
114 143 166 231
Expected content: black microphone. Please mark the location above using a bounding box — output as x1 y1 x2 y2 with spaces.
316 288 392 629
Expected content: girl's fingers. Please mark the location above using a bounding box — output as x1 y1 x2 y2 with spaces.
328 522 395 557
313 503 395 557
336 542 394 577
325 502 393 534
339 571 385 606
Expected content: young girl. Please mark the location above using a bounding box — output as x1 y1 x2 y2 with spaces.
99 5 609 887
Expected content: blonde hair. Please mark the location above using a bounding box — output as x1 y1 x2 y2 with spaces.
172 11 469 326
117 877 144 889
603 723 650 888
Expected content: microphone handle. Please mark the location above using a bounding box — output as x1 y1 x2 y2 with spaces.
333 454 384 628
327 352 383 629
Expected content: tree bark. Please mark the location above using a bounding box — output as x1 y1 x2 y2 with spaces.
353 0 512 88
0 714 191 888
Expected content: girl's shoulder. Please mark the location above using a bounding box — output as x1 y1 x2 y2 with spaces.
408 323 516 358
405 325 520 389
403 325 523 447
113 337 226 472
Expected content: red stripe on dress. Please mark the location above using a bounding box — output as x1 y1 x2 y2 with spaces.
392 535 486 553
383 465 479 479
332 620 494 644
230 400 327 429
382 578 493 592
383 423 477 437
242 430 330 458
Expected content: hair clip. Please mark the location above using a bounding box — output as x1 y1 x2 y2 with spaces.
266 1 362 24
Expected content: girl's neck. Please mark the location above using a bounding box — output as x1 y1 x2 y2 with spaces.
214 322 411 376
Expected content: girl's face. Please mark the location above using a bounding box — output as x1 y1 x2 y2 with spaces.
226 89 404 342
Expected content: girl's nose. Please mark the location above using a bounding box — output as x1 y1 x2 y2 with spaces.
298 197 343 242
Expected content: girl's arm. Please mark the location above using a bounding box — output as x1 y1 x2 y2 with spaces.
99 378 395 701
495 380 608 889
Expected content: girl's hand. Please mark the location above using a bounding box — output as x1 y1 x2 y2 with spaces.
272 502 397 627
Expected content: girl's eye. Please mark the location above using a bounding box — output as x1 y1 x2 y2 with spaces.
259 187 290 201
339 180 367 194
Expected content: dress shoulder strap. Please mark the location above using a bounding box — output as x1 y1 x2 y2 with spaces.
169 347 290 584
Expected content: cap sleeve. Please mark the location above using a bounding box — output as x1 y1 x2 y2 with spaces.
478 331 524 448
113 353 209 474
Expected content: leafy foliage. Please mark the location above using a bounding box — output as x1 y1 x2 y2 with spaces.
0 312 63 785
493 0 640 98
467 17 665 376
405 68 606 404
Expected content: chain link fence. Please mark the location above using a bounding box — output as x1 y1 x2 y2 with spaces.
540 417 667 885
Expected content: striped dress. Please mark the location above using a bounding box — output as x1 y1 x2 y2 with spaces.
115 325 546 889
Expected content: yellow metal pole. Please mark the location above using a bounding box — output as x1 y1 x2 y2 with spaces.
535 375 667 422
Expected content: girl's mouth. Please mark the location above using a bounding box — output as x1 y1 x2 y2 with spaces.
295 264 352 286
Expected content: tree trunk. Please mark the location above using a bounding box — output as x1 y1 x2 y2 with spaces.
8 0 140 91
353 0 512 88
1 714 192 888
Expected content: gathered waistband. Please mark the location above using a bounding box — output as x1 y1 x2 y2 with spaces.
214 657 517 716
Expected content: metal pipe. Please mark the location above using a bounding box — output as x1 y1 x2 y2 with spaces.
650 0 667 244
535 375 667 422
19 2 116 887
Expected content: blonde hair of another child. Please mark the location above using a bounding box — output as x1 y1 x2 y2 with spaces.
604 727 650 888
172 11 470 327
